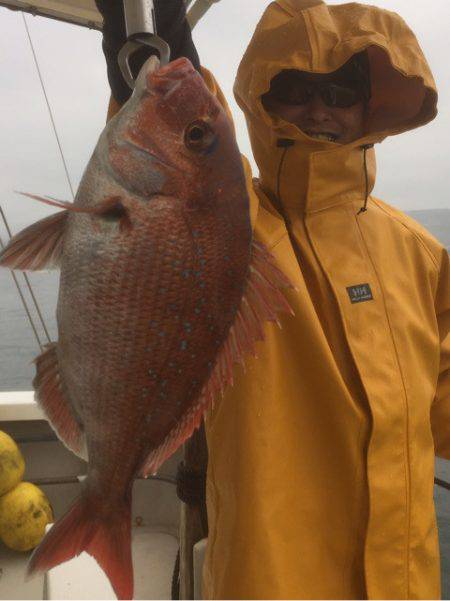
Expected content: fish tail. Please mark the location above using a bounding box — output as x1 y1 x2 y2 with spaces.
27 493 133 600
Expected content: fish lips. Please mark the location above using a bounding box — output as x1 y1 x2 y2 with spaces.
134 56 198 100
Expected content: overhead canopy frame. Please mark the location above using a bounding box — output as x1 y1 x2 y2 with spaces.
0 0 219 30
0 0 102 29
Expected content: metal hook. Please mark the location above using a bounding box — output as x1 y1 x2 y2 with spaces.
118 0 171 89
118 34 170 89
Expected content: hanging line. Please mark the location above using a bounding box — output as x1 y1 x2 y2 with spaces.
0 205 52 346
0 232 44 351
0 10 79 352
21 12 75 200
0 12 68 351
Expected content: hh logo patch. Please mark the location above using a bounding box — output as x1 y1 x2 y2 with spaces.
347 283 373 304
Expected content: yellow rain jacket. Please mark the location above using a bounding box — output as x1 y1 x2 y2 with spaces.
200 1 449 599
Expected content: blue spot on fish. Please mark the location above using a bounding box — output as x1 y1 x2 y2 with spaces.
180 340 188 351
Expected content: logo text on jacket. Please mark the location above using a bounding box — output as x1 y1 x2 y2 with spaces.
346 283 373 304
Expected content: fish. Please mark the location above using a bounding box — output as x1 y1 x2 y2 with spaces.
0 56 293 599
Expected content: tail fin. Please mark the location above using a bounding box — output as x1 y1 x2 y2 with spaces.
27 494 133 600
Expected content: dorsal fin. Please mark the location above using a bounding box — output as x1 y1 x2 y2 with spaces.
0 210 68 270
139 239 295 476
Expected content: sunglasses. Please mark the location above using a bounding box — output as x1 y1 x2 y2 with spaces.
269 78 365 109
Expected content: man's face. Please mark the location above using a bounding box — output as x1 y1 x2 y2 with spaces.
262 71 367 145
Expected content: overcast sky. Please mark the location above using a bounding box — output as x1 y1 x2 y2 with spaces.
0 0 449 238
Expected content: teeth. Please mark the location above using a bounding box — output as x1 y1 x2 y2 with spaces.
308 132 337 142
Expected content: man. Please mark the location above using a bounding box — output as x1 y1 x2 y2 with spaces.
96 0 449 598
261 53 370 144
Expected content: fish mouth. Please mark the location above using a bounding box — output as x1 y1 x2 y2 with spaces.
157 57 194 77
148 57 197 97
304 130 339 143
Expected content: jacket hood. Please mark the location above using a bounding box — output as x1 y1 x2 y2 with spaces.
233 0 438 213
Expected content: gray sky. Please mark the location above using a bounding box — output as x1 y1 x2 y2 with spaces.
0 0 449 237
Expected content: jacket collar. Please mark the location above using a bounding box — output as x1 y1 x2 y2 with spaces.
257 124 376 215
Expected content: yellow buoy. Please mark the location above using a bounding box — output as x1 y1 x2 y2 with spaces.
0 430 25 496
0 482 53 551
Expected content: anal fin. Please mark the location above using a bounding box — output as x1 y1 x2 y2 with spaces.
33 343 87 460
140 238 295 476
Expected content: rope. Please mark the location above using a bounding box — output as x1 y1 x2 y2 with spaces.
435 477 450 491
21 13 75 200
0 206 52 345
0 233 43 351
171 549 180 600
0 11 76 355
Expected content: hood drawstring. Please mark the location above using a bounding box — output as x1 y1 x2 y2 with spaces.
275 138 295 220
275 138 373 218
357 143 374 216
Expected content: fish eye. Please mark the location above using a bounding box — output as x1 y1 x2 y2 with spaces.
184 120 217 152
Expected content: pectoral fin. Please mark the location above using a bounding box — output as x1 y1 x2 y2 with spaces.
0 210 68 270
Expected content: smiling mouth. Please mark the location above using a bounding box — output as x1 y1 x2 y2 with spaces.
305 131 339 143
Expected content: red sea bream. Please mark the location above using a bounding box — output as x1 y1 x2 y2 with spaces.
0 56 293 599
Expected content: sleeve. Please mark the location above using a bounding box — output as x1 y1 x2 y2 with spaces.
430 247 450 459
95 0 200 106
